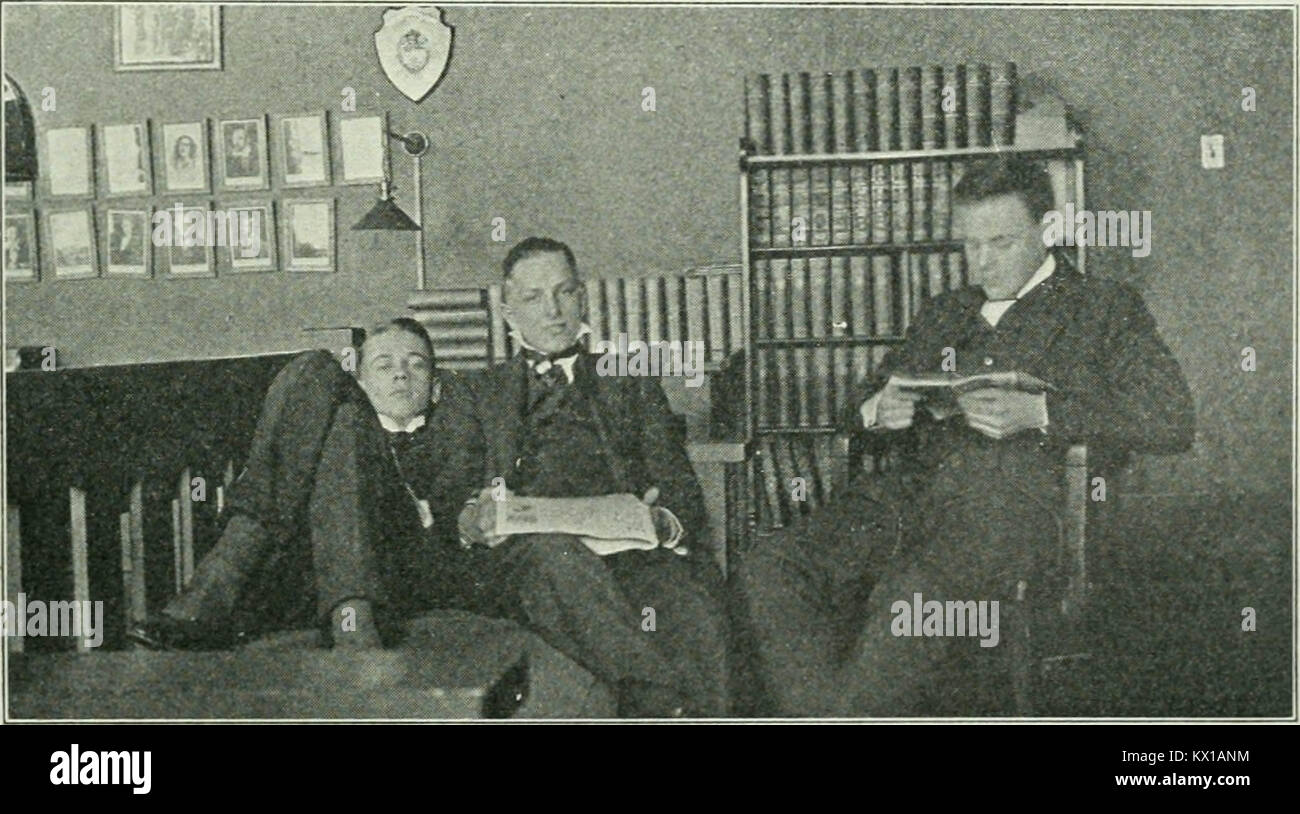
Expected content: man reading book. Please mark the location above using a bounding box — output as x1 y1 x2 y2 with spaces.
735 157 1195 716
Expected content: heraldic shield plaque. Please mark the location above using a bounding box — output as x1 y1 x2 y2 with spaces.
375 5 453 103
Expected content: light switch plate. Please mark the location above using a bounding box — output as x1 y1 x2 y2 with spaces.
1201 134 1225 169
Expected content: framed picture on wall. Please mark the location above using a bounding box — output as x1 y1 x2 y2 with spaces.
159 121 210 193
47 208 98 280
4 213 39 283
114 5 222 71
223 201 276 272
284 198 334 272
45 126 94 197
101 122 154 196
104 207 152 278
165 203 215 278
337 114 387 185
216 117 269 190
276 113 330 188
4 182 34 200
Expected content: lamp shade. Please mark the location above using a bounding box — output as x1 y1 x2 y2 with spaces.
352 196 420 231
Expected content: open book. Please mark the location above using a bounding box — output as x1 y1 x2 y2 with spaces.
493 493 659 557
891 371 1055 394
890 371 1055 413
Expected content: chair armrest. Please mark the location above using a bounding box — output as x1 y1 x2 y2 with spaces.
1062 443 1088 617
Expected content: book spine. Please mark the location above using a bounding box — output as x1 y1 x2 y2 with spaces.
931 160 950 241
770 74 793 247
899 66 920 152
757 439 783 529
891 163 910 242
948 248 965 291
927 251 946 299
770 258 792 426
744 73 773 247
808 72 832 246
909 251 924 317
991 61 1017 147
849 254 872 387
872 253 893 337
910 161 929 242
753 257 770 428
830 71 853 246
789 73 812 247
789 257 811 425
966 62 990 148
808 256 832 426
944 64 964 148
921 65 943 150
902 251 918 323
829 255 852 420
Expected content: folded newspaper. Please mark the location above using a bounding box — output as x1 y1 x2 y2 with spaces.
493 493 659 556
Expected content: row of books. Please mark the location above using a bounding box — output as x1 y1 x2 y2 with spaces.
743 63 1016 249
747 159 956 247
753 250 966 430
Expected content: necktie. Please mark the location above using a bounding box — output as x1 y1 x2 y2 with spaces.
522 341 584 387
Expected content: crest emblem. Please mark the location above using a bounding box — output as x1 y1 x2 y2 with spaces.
375 6 453 103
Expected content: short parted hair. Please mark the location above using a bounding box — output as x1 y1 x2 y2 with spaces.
952 157 1056 227
502 236 577 282
358 317 436 369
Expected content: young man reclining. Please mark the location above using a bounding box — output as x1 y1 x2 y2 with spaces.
129 318 485 649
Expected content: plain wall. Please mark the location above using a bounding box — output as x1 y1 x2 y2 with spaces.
3 4 1292 497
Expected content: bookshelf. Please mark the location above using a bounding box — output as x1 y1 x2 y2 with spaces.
738 65 1086 530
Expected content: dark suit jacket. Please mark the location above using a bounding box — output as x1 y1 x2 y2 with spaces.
843 259 1196 475
464 353 709 560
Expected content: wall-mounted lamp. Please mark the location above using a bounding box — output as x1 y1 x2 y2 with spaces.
352 129 430 289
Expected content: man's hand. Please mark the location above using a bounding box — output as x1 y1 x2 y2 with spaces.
641 487 687 555
955 388 1049 440
457 487 511 549
875 379 927 430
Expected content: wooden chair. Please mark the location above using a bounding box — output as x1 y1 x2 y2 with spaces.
830 432 1097 715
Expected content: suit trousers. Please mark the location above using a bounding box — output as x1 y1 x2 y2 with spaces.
734 436 1066 717
483 534 728 716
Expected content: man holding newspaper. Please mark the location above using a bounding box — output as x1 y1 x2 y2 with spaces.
456 237 726 719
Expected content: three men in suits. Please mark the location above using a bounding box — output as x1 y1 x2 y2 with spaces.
456 237 727 717
735 157 1196 716
131 319 485 649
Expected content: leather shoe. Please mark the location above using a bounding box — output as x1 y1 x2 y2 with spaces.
126 615 243 651
616 679 693 719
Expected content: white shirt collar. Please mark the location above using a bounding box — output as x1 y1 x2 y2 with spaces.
980 254 1055 327
376 413 426 434
514 323 591 384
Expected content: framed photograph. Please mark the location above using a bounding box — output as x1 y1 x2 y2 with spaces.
160 121 210 193
114 5 222 71
217 117 269 190
4 182 34 201
277 113 330 188
4 213 39 283
338 114 387 185
284 199 335 272
45 126 94 197
47 209 98 280
101 122 153 196
104 208 152 278
165 203 215 278
223 201 276 272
